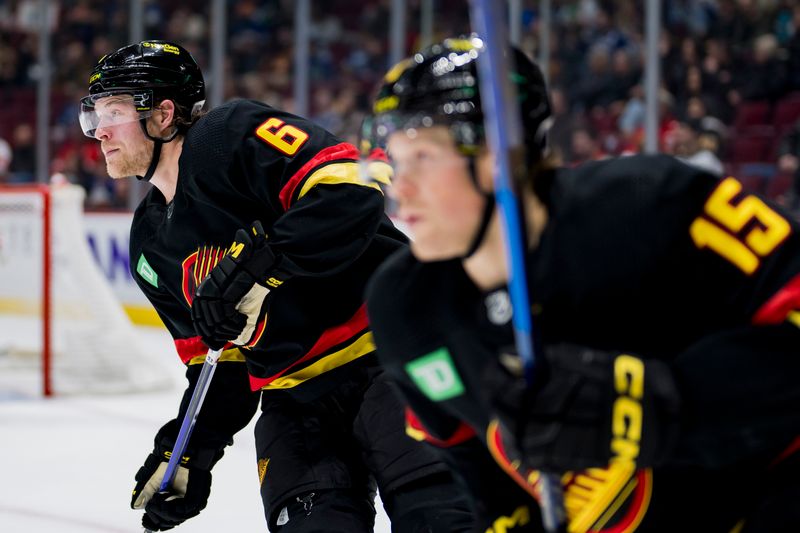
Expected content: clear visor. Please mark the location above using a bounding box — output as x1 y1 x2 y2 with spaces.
79 91 154 138
358 113 405 216
358 113 477 220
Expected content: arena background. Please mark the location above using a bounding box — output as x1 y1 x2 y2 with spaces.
4 1 800 317
3 0 800 210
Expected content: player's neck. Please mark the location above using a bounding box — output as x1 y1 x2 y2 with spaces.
462 192 548 291
149 136 183 204
462 213 508 291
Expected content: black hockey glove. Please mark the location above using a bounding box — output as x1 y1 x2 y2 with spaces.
192 221 284 349
131 419 228 531
484 344 681 472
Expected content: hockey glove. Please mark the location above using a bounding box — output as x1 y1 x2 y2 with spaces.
192 221 282 349
131 419 228 531
484 344 681 472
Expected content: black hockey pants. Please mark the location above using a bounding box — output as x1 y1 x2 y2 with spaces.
255 363 475 532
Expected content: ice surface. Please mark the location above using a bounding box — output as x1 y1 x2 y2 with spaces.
0 326 391 532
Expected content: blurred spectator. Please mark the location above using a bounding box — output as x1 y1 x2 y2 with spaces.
665 0 717 36
666 119 724 175
571 45 616 111
311 86 339 131
787 5 800 91
687 106 728 157
0 138 12 183
730 33 788 104
710 0 757 55
777 119 800 209
569 127 607 166
547 87 575 163
617 84 645 152
608 49 639 104
9 123 35 183
700 37 736 122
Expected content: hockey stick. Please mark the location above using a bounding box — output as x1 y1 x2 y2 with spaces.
465 2 566 531
143 347 222 533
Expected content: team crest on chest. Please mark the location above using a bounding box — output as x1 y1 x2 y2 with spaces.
180 245 228 305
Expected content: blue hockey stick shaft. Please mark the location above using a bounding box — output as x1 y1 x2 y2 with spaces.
465 2 566 531
143 347 222 533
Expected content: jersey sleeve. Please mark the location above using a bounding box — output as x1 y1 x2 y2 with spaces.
229 102 388 280
170 355 261 454
669 322 800 469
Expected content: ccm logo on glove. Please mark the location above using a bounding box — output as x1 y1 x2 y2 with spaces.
611 355 644 467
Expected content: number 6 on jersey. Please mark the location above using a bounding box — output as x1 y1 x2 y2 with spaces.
256 117 309 156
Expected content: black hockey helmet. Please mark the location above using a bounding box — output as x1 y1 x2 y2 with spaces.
362 35 551 162
79 40 205 139
361 36 551 258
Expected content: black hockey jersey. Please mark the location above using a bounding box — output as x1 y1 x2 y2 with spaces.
130 99 406 400
366 155 800 532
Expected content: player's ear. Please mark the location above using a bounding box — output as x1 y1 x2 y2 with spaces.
153 99 177 135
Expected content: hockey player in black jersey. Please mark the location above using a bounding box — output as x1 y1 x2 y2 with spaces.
363 36 800 532
79 41 474 532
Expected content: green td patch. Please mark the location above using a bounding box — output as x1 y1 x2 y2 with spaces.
405 348 465 401
136 253 158 288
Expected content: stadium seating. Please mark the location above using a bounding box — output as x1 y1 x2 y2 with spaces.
772 92 800 132
733 100 771 131
729 135 772 163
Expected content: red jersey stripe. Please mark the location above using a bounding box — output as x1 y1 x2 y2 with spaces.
175 336 212 363
753 273 800 325
405 408 476 447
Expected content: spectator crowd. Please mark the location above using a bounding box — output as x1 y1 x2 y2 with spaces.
1 0 799 214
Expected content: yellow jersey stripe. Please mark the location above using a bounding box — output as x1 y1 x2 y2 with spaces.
261 332 375 389
297 162 381 201
187 348 246 365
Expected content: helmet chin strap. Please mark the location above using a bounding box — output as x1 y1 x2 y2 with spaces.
136 118 179 182
463 156 496 259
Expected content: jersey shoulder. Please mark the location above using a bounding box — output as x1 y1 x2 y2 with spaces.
183 99 342 165
181 100 352 202
562 154 717 202
551 155 719 227
180 100 244 173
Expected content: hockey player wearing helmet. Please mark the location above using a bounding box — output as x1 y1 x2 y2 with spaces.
80 41 474 532
364 36 800 531
80 41 205 182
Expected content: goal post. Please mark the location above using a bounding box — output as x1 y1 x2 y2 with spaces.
0 183 172 397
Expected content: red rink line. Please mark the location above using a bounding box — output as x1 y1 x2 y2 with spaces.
0 504 137 533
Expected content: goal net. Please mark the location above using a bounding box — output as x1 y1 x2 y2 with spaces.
0 183 173 397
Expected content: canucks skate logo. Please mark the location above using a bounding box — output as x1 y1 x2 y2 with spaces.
180 245 228 305
405 348 465 401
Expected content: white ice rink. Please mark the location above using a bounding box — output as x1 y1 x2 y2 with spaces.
0 326 392 533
